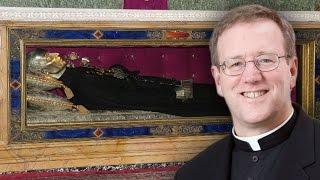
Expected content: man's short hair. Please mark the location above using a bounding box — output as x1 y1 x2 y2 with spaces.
209 4 296 66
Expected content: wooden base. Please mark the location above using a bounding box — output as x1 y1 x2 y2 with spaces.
0 135 225 172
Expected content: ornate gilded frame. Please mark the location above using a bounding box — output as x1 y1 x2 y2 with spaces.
20 39 229 131
0 8 318 172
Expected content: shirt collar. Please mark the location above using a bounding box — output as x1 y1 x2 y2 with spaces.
232 107 295 151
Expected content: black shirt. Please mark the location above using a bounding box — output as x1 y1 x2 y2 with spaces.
231 111 297 180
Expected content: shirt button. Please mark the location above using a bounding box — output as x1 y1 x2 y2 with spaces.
252 155 259 162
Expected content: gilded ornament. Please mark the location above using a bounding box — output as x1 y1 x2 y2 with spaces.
26 73 74 99
67 52 80 61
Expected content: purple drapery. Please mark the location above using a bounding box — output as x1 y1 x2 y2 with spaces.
123 0 168 10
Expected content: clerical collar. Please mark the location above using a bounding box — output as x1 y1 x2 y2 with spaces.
232 107 296 152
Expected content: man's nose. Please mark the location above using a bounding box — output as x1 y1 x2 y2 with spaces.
241 61 263 83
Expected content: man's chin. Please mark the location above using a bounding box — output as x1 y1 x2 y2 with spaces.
238 112 271 125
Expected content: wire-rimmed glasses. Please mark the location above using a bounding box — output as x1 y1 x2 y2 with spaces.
218 53 288 76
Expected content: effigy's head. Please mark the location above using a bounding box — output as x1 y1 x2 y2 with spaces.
27 48 66 75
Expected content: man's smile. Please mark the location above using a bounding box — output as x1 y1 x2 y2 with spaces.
241 90 269 99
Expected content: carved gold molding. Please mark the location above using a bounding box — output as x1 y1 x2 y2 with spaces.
298 41 316 117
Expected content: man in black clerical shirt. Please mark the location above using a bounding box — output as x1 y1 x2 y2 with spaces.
175 4 320 180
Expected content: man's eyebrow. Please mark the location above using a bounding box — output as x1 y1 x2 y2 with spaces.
256 50 277 55
227 55 245 59
225 51 278 59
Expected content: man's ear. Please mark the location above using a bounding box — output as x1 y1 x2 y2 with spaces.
289 56 298 90
211 65 223 97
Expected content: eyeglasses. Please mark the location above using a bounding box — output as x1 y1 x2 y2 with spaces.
218 53 288 76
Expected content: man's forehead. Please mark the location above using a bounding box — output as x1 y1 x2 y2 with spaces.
216 19 285 59
219 19 281 38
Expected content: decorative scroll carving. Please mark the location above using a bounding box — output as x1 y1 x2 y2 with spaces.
150 125 203 135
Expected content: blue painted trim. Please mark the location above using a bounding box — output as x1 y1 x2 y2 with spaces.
45 30 95 39
10 59 20 80
202 123 232 133
44 127 150 139
11 89 21 110
103 31 148 39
